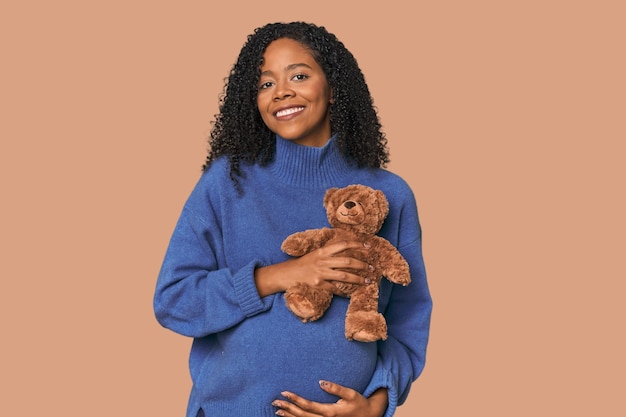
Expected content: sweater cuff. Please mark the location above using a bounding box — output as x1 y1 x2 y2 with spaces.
363 361 398 417
233 260 272 317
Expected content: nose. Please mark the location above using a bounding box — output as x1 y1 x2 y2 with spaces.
344 201 356 209
273 80 294 101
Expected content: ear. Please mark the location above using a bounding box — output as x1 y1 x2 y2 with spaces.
324 187 339 207
375 190 389 219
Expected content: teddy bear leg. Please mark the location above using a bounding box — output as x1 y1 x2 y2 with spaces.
284 282 333 323
344 285 387 342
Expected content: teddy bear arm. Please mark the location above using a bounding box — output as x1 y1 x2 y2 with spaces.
281 228 334 256
375 238 411 286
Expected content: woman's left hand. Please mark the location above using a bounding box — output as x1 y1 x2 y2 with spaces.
272 380 388 417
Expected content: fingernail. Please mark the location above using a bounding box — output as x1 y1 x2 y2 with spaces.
364 278 372 284
363 242 371 248
319 380 329 387
368 264 375 271
276 411 284 416
281 391 290 399
272 400 280 407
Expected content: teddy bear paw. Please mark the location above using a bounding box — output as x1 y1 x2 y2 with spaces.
285 294 323 322
345 311 388 342
387 271 411 286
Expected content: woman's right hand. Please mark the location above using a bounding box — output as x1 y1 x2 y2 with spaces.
254 240 372 298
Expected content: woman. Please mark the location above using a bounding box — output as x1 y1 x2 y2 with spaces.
154 21 432 417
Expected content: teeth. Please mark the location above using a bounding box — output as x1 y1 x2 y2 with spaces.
276 107 304 117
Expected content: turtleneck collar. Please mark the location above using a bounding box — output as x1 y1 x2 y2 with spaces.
267 134 353 188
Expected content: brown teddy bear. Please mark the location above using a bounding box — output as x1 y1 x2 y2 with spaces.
281 184 410 342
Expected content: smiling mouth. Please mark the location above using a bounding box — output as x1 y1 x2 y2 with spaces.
275 106 305 117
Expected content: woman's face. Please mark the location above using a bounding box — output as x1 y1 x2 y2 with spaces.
257 38 333 147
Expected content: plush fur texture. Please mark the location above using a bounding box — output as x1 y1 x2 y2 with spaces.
281 184 410 342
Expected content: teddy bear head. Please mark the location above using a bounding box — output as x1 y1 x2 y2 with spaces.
323 184 389 235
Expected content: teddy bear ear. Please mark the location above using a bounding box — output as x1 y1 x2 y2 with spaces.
375 189 390 219
324 188 339 207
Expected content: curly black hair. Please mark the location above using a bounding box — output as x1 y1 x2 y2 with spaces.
203 21 390 185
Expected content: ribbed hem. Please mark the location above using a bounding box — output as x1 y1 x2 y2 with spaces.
268 135 353 188
190 404 278 417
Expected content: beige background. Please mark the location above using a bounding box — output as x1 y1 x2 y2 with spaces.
2 1 624 416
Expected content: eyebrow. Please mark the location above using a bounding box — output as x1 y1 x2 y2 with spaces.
260 62 313 77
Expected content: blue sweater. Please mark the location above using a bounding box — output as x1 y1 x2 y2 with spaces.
154 136 432 417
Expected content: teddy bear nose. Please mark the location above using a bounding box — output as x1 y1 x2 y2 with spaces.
344 201 356 209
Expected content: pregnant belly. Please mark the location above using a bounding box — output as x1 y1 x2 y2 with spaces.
203 296 377 403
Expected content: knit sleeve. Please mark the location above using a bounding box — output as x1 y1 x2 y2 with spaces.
362 196 432 416
153 174 273 338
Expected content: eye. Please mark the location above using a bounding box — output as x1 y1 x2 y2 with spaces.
291 73 309 81
258 81 274 90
